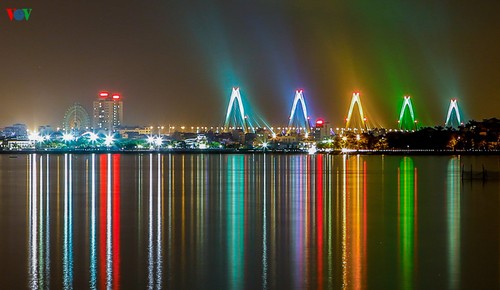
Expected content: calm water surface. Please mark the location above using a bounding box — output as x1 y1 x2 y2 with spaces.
0 154 498 289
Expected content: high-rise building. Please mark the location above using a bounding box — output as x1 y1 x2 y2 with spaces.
93 91 123 132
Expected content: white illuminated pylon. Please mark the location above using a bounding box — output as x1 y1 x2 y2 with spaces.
445 99 462 127
224 87 248 133
287 89 311 133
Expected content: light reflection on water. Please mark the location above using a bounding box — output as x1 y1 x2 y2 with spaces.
1 154 499 289
447 157 461 290
398 157 416 290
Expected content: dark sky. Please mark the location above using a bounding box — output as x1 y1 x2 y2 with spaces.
1 0 499 129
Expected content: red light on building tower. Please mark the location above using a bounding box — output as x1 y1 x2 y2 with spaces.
99 92 109 98
112 94 121 100
316 118 324 128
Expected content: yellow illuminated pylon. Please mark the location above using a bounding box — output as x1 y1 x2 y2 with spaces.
345 92 367 129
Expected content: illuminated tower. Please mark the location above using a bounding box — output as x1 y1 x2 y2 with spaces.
287 89 311 134
345 92 367 129
224 87 249 133
398 96 418 130
93 91 123 132
445 99 463 127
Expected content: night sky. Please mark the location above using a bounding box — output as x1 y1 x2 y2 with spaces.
1 0 498 129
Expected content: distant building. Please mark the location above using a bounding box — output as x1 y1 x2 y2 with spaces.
312 118 334 141
116 126 152 139
2 123 28 139
38 125 55 136
93 91 123 132
275 135 298 143
5 139 34 150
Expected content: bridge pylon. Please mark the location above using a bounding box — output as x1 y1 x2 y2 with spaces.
287 89 311 134
345 92 368 130
445 99 463 127
224 87 250 133
398 96 418 130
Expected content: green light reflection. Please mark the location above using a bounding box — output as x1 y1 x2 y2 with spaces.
227 155 244 290
399 157 416 290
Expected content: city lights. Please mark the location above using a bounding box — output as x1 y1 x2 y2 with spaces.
0 89 497 153
154 136 163 147
147 136 155 146
104 135 114 147
62 133 75 142
88 132 98 142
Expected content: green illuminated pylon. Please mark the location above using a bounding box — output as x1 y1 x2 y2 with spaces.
398 96 418 130
345 92 367 129
445 99 462 127
224 87 249 133
287 89 311 134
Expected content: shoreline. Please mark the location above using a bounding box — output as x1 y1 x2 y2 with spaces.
1 149 499 156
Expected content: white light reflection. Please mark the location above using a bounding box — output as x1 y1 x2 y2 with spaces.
63 154 74 289
167 154 172 281
106 154 113 289
38 155 44 288
90 154 97 289
37 154 42 288
28 154 38 289
148 154 154 289
44 155 51 288
156 153 163 288
147 153 163 289
262 156 268 289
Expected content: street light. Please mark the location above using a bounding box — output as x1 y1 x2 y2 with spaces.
158 126 164 136
28 131 41 149
104 134 113 147
88 132 98 143
62 133 74 142
154 136 163 147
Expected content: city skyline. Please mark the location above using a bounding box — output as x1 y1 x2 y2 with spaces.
1 1 498 128
0 89 479 131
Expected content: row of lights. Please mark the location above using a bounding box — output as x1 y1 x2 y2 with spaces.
28 131 114 147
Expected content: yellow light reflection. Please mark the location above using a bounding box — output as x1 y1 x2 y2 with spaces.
344 155 367 290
